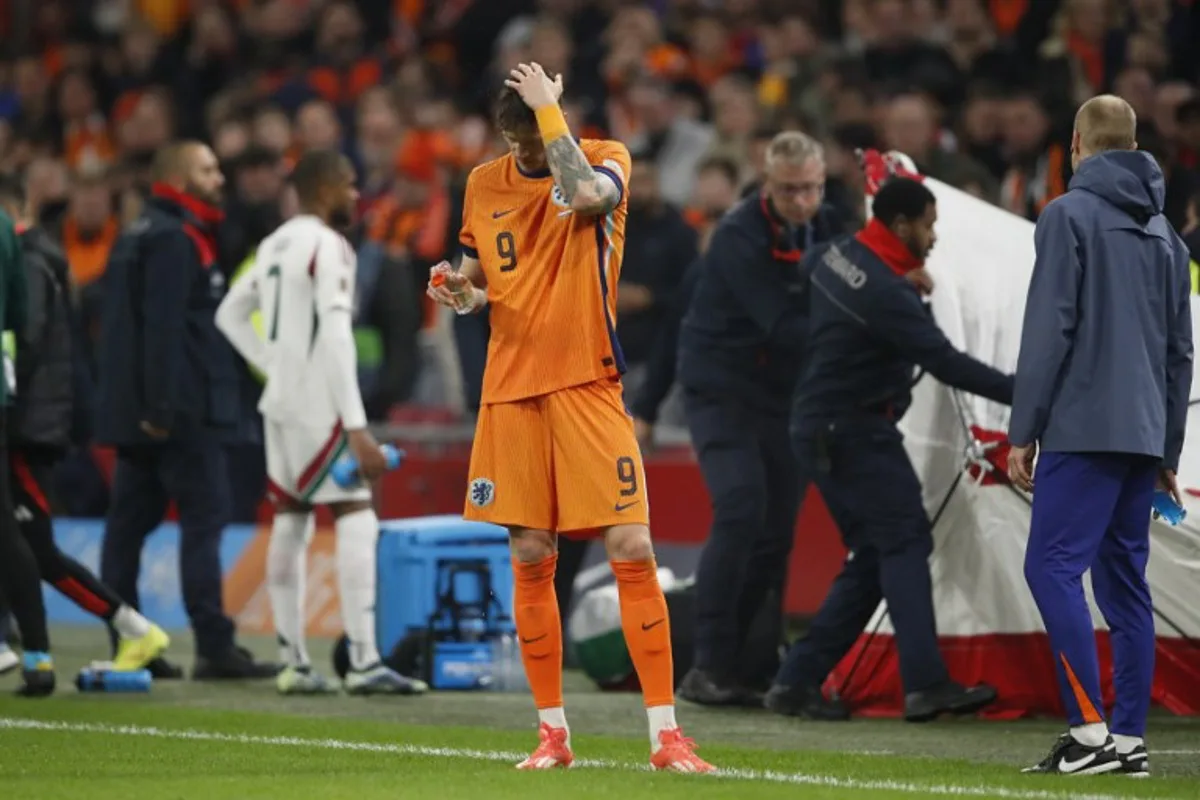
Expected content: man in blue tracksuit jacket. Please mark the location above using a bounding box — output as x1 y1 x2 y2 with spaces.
674 132 847 705
1009 96 1193 777
766 177 1012 722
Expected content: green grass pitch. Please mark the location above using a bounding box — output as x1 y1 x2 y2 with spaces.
1 626 1197 799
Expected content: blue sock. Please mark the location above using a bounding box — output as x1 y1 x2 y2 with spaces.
22 651 53 671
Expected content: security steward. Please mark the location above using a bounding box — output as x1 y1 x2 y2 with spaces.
765 177 1008 721
675 131 846 705
95 141 276 680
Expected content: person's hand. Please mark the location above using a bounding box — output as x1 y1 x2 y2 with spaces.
504 62 564 111
426 262 474 310
347 428 387 481
634 418 655 453
905 268 935 296
1008 442 1036 492
140 420 169 439
1157 467 1182 507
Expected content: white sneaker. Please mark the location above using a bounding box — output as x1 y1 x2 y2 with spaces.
0 644 17 676
276 665 339 695
343 663 428 696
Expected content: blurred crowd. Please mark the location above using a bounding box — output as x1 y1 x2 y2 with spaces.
1 0 1199 515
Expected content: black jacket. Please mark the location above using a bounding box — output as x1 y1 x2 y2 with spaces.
676 193 845 415
94 185 241 446
628 256 699 423
792 220 1013 435
10 226 73 450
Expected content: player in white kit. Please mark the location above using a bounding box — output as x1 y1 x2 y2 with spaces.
216 150 427 696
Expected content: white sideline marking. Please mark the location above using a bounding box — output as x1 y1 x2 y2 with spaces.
0 717 1152 800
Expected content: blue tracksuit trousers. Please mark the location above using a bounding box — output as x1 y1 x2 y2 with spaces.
1024 451 1158 736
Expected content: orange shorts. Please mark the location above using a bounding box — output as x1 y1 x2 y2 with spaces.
463 379 649 533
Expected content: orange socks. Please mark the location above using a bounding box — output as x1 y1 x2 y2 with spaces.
512 554 563 710
611 559 675 708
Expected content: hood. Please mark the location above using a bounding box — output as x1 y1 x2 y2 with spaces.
1069 150 1165 224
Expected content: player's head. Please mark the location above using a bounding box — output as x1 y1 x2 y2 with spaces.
872 177 938 262
291 149 358 230
762 131 825 226
152 141 224 206
494 86 547 173
1071 94 1137 171
0 173 26 222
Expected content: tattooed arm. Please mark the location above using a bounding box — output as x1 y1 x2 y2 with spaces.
504 62 623 216
543 136 622 216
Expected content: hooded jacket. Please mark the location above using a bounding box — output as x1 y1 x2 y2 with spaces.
1010 150 1194 471
9 226 74 449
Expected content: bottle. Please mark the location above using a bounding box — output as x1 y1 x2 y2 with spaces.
330 443 405 488
459 610 486 643
1151 490 1187 526
489 633 528 693
431 271 476 314
76 667 152 693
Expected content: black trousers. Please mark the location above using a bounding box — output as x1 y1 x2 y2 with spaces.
684 389 804 682
100 438 235 658
0 411 50 652
9 448 125 621
777 418 948 694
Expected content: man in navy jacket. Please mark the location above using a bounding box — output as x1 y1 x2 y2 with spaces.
1009 96 1193 777
673 132 846 705
767 177 1010 723
96 141 275 680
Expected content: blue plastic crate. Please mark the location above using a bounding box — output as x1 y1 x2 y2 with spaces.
430 641 493 690
376 515 515 655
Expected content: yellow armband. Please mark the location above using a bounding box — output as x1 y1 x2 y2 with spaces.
535 104 570 143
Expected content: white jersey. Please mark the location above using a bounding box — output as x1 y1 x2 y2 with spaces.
216 214 367 433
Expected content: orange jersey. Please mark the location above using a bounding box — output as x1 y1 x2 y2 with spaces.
459 139 632 404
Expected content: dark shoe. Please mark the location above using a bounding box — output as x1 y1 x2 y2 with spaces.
678 668 742 706
1116 743 1149 778
904 680 997 722
15 653 55 698
1022 733 1121 775
735 685 768 709
764 683 851 721
193 646 280 680
147 657 185 680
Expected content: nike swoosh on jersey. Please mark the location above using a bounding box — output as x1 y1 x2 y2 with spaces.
614 501 639 512
492 209 516 219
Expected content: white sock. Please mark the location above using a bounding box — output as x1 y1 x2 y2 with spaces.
1070 722 1110 748
1113 734 1144 754
111 605 151 639
335 508 381 671
538 706 569 742
267 511 314 668
647 705 677 751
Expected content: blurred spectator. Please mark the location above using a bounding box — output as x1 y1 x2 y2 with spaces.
999 90 1069 220
620 75 714 207
686 155 741 250
62 168 117 290
618 151 697 387
882 91 998 201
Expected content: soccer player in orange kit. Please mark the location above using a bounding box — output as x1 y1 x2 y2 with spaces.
426 62 715 774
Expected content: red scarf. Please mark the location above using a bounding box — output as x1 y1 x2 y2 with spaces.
855 218 923 276
151 183 224 269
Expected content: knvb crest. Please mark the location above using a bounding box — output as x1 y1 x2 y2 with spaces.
550 184 570 209
469 477 495 508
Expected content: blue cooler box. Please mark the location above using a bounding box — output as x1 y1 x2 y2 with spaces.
376 515 515 656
